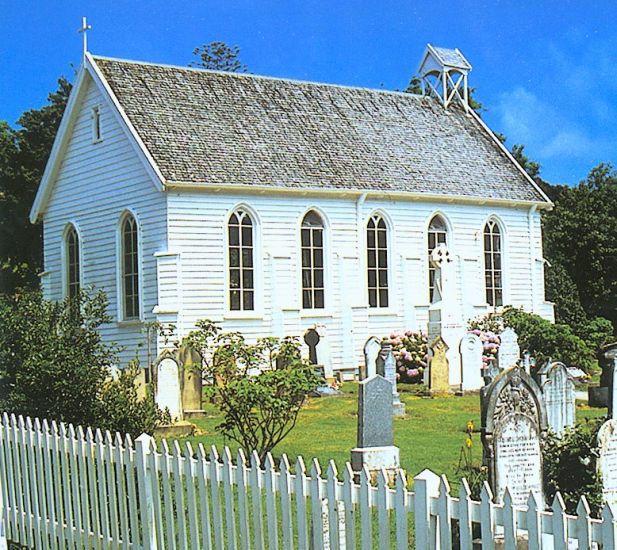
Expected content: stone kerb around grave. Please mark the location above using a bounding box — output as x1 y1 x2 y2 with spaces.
482 366 548 507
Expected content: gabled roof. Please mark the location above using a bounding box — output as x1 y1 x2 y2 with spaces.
31 53 551 222
429 46 472 70
93 55 548 204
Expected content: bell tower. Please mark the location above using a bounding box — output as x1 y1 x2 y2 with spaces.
418 44 472 111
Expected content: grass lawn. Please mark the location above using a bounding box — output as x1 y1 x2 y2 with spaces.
177 383 606 486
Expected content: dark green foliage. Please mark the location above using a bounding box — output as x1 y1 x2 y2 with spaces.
97 364 170 438
543 418 604 517
0 78 71 292
510 143 541 179
184 319 322 460
0 290 166 436
545 262 588 330
501 307 595 371
190 41 248 72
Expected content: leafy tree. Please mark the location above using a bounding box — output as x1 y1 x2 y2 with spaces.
190 41 248 72
510 143 541 180
0 78 71 292
0 289 166 437
184 320 321 460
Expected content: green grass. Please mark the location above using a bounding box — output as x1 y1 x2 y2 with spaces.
176 384 606 484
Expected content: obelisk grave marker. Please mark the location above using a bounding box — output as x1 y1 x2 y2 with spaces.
481 366 547 506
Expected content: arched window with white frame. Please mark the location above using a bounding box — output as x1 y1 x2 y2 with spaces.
301 210 325 309
427 215 448 302
484 219 503 307
367 214 389 308
121 213 140 319
65 224 80 299
228 208 255 311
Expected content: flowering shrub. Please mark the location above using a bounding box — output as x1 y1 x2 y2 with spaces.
382 330 428 383
469 328 501 370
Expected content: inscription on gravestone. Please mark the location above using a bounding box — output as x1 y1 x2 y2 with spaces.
482 366 547 506
598 419 617 507
498 327 520 370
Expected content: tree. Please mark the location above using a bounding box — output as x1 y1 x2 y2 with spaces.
190 41 248 72
184 320 321 460
0 289 166 437
510 144 541 180
0 78 71 292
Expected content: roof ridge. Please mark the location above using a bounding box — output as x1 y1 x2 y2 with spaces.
91 54 428 101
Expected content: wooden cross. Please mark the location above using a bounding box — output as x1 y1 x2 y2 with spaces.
78 16 91 57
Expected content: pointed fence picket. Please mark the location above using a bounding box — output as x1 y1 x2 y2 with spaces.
1 412 617 548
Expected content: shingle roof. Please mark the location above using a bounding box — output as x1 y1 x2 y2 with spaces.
431 47 471 70
92 56 548 203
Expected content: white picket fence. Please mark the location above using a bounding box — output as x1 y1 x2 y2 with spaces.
1 413 617 549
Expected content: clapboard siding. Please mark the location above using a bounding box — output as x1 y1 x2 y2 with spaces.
41 75 167 366
167 191 550 372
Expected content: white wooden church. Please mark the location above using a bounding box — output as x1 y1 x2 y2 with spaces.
30 44 554 385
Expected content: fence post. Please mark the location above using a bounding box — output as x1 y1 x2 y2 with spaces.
413 469 440 550
135 433 157 549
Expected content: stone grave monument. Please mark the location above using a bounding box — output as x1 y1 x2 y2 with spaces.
176 344 205 419
154 350 183 421
497 327 520 370
481 366 547 506
351 375 400 482
459 332 483 392
362 336 381 380
376 342 405 417
538 361 575 436
598 419 617 508
428 336 450 395
304 325 333 380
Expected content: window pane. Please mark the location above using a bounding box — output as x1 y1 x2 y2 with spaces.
301 229 310 247
494 254 501 270
313 229 323 248
243 269 254 289
303 290 312 309
379 289 388 307
368 250 376 268
243 290 254 311
302 269 312 288
242 226 252 246
230 290 241 310
314 269 324 288
314 289 324 309
313 248 323 268
378 269 388 287
368 288 377 308
229 248 240 267
493 235 501 252
229 225 239 246
377 229 387 248
302 249 311 268
242 248 253 268
230 269 240 288
495 289 503 307
368 269 377 287
378 250 387 268
367 229 375 248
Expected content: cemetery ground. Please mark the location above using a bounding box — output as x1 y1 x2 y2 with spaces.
179 383 605 486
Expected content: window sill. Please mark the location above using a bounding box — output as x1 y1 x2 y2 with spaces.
117 319 144 327
300 310 333 319
368 308 398 316
223 312 264 321
92 138 103 145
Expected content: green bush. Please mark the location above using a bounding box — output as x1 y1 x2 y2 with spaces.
501 307 595 372
543 418 604 517
0 290 166 436
184 319 322 460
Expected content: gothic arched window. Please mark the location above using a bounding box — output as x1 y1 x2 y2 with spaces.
367 215 388 308
301 210 325 309
121 214 140 319
484 219 503 307
228 209 254 311
65 224 80 299
428 215 448 302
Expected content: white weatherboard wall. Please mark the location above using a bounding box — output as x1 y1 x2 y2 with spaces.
41 75 166 366
165 191 552 380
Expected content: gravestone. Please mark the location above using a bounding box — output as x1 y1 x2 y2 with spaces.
589 343 617 407
497 327 520 370
598 419 617 507
304 325 333 379
351 375 400 481
176 344 204 417
304 329 320 365
428 336 450 395
362 336 381 380
376 343 405 417
460 332 483 391
482 366 547 506
539 361 575 435
522 351 531 375
154 352 183 421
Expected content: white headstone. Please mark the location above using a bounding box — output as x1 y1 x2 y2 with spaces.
598 419 617 507
611 359 617 420
542 362 575 435
156 357 183 421
460 332 483 391
363 336 381 379
482 366 547 506
498 327 520 370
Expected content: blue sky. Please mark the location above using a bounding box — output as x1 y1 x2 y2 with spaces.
1 1 615 185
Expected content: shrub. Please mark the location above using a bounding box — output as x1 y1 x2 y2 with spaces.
184 320 322 460
0 290 166 436
454 420 487 500
382 330 428 383
543 418 604 517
